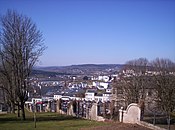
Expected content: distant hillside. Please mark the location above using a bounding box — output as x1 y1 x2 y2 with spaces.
35 64 123 75
31 69 71 77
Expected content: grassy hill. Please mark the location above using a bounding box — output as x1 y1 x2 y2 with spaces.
0 111 107 130
0 111 154 130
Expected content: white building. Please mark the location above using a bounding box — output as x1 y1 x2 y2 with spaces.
98 76 110 82
54 92 82 101
31 98 42 104
102 92 112 102
85 89 112 102
85 89 96 101
92 81 109 89
54 94 62 100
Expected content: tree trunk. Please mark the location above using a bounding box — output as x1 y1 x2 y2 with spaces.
153 112 156 125
21 102 26 120
139 99 145 120
167 114 171 130
17 102 20 117
110 101 114 119
11 102 15 114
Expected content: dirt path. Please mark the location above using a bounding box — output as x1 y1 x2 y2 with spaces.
80 122 152 130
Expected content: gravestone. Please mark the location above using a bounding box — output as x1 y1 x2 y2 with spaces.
119 103 141 123
89 102 105 121
89 102 97 120
67 101 76 116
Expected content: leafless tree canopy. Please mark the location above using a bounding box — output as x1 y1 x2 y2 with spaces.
151 58 175 130
113 57 175 126
151 58 175 73
125 58 149 74
122 58 149 103
0 10 45 120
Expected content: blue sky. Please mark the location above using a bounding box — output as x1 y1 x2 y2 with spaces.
0 0 175 66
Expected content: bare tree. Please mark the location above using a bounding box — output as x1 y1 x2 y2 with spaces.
0 58 17 114
112 58 149 119
0 10 45 120
151 58 175 130
122 58 149 103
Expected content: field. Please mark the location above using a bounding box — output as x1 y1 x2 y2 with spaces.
0 111 152 130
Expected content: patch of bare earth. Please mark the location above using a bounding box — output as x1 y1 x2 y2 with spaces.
80 122 152 130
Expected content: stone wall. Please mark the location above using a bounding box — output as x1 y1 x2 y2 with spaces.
26 99 106 121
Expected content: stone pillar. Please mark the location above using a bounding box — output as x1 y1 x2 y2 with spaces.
39 104 42 112
73 100 77 114
67 102 71 116
103 102 106 118
47 101 51 112
86 101 90 119
77 101 80 117
68 101 76 116
119 107 123 122
90 102 97 120
56 99 60 113
67 102 70 115
0 104 2 112
81 102 84 117
29 104 33 112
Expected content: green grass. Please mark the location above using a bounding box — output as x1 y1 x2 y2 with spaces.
0 111 107 130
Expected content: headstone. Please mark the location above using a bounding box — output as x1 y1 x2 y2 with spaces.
119 103 141 123
90 102 97 120
56 100 60 113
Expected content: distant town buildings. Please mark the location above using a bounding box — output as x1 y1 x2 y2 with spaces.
22 64 175 117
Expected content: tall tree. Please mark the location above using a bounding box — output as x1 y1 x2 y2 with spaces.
0 10 45 120
151 58 175 130
112 58 149 119
122 58 149 104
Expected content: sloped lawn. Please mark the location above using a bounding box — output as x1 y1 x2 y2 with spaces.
0 111 107 130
